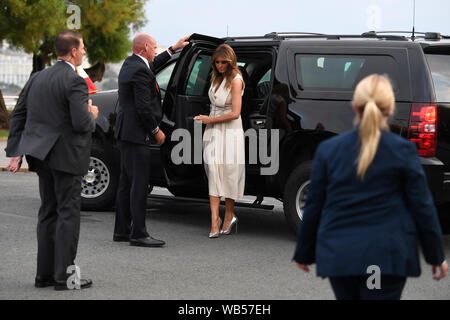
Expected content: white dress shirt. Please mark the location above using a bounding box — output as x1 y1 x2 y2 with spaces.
57 59 76 72
134 54 150 69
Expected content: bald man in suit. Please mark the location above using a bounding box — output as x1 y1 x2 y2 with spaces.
113 34 190 247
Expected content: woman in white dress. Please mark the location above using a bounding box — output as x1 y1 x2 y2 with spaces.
194 44 245 238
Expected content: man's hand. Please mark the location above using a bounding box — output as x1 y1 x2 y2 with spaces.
6 156 22 173
173 35 191 51
88 99 98 119
433 260 448 281
295 262 310 272
154 129 166 146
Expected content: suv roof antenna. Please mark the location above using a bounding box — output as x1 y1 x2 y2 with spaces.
412 0 416 41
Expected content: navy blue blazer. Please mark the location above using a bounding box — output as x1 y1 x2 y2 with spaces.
115 52 170 145
293 128 445 277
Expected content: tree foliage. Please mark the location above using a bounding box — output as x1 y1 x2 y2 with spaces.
0 0 148 127
75 0 148 80
0 0 148 70
0 90 9 129
0 0 67 70
76 0 147 65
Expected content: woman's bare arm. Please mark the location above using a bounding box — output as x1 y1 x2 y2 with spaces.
194 78 243 124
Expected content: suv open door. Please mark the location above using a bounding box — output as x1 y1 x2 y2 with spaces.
159 34 224 197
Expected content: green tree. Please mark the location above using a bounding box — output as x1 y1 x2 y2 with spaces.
0 0 67 72
0 0 147 74
75 0 147 81
0 0 148 128
0 0 65 128
0 90 9 129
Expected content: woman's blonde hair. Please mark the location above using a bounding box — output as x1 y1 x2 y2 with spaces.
211 44 241 90
353 74 395 179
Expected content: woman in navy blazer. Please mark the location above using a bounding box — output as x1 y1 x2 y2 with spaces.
293 74 447 300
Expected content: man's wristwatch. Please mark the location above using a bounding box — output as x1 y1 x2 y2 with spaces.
152 127 160 135
168 46 175 55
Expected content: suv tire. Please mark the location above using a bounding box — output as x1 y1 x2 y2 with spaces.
283 161 312 235
81 144 118 211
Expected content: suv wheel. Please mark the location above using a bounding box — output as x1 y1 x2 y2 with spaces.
283 161 312 235
81 146 118 211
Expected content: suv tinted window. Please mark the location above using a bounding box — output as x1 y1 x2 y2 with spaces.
425 54 450 102
256 69 272 98
156 61 176 91
185 54 211 96
296 54 399 90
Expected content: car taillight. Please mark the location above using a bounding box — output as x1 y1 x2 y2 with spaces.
408 103 437 157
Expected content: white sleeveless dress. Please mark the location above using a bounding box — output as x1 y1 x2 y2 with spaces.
203 74 245 200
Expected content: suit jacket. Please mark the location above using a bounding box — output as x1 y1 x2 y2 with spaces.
115 52 171 145
5 61 95 176
293 128 445 277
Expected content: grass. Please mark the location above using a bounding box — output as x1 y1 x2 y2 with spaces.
0 129 8 139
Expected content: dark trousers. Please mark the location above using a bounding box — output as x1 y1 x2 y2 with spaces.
329 275 407 300
34 159 82 283
114 141 151 239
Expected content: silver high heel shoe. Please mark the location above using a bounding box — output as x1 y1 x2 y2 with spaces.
220 216 238 235
209 218 222 238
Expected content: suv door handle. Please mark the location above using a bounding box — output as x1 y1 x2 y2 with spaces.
161 115 175 128
249 115 267 129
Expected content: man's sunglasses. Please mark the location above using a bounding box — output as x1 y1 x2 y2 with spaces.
215 60 229 65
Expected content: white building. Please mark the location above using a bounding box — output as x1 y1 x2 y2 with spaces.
0 42 33 88
0 41 169 91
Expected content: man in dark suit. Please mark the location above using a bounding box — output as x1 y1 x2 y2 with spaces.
113 33 189 247
5 30 98 290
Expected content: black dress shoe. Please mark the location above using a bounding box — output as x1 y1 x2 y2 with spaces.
54 278 93 291
113 234 130 242
35 276 57 288
130 236 165 247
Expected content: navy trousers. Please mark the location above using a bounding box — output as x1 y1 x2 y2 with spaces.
329 275 407 300
114 141 151 239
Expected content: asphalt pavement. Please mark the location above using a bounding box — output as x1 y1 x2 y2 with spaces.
0 172 449 300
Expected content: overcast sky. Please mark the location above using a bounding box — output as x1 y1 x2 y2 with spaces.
141 0 450 47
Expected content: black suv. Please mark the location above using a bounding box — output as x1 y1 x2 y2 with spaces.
83 32 450 234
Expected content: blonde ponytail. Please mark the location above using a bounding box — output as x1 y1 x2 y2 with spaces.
353 74 395 180
357 100 383 179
